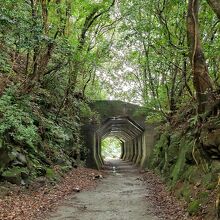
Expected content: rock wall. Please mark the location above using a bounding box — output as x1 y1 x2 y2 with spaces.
149 124 220 219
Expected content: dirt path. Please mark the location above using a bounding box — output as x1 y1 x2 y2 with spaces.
47 159 159 220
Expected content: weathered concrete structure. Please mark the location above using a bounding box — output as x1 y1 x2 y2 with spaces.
82 100 157 169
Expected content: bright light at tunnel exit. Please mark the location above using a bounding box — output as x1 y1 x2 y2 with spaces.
101 137 121 160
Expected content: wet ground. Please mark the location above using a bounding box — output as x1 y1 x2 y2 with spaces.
47 159 159 220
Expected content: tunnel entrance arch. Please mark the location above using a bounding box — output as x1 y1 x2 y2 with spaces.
81 100 157 169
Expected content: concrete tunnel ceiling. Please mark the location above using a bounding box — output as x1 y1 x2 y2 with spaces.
97 116 145 142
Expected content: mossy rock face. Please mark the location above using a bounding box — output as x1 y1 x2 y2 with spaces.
171 140 186 184
2 167 29 184
153 131 196 186
151 122 219 219
201 162 220 190
201 128 220 159
187 199 200 215
16 153 27 165
27 154 47 177
150 132 170 169
170 138 192 184
167 133 180 164
0 149 11 170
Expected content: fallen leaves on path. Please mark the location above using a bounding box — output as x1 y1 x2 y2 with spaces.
142 170 201 220
0 167 103 220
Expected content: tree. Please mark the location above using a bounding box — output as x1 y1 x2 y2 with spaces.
187 0 213 114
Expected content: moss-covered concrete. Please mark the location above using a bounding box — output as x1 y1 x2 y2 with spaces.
89 100 146 127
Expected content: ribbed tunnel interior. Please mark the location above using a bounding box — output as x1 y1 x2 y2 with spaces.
82 100 157 170
94 116 145 168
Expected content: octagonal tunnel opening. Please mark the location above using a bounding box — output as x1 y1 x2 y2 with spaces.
94 116 145 170
101 137 122 160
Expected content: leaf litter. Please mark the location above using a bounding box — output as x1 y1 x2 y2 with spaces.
0 167 103 220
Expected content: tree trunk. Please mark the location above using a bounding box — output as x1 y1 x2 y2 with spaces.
41 0 48 33
207 0 220 19
187 0 213 113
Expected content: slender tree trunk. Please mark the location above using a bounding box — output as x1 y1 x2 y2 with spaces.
41 0 49 34
187 0 213 113
169 63 178 114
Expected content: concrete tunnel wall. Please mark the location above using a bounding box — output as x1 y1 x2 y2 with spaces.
81 123 157 170
81 100 158 170
121 125 158 169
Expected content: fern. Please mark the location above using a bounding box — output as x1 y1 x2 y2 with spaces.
0 86 40 151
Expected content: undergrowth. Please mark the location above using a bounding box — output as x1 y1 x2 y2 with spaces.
149 104 220 219
0 85 97 185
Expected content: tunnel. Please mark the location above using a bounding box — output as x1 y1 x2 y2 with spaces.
97 116 144 164
81 100 158 170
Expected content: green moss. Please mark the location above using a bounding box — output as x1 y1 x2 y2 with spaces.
181 165 195 183
46 168 59 180
90 100 146 123
150 132 170 169
60 165 72 172
2 166 28 177
211 161 220 173
201 171 218 190
150 122 219 219
202 173 212 183
187 199 200 215
170 147 186 183
152 130 197 186
198 191 209 202
167 140 179 160
170 138 194 185
181 184 191 202
187 193 209 216
205 183 216 190
2 166 29 184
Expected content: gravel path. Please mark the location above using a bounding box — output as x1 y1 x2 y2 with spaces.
47 159 159 220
